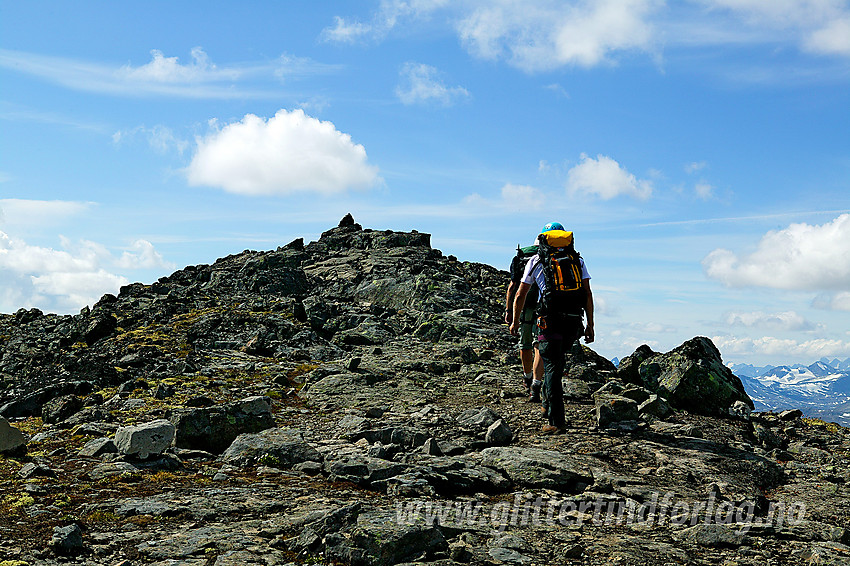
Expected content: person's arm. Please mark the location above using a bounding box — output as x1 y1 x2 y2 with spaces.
583 279 594 343
505 280 518 324
509 282 531 336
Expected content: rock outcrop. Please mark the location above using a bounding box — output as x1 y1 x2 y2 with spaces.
0 216 847 566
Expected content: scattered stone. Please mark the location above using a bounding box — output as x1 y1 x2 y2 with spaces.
596 395 639 428
170 396 274 454
184 395 215 408
489 547 533 564
220 427 323 468
422 437 444 456
326 509 448 566
479 446 594 493
115 419 176 459
0 416 27 454
673 523 746 548
779 409 803 421
153 383 176 399
78 437 118 458
19 462 56 479
458 406 501 431
41 394 85 424
638 394 672 419
50 524 84 555
729 400 752 420
485 419 513 446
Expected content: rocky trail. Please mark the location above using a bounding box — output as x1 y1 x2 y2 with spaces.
1 215 848 565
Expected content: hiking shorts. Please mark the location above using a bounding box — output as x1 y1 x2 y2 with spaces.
518 307 538 351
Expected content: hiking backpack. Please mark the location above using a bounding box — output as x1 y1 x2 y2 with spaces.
510 244 539 307
535 229 586 329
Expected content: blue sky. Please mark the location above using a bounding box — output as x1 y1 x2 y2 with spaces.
1 0 849 366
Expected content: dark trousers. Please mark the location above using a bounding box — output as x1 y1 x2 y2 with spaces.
538 339 567 427
538 318 582 428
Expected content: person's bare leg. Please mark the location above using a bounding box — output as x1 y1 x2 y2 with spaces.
520 348 533 374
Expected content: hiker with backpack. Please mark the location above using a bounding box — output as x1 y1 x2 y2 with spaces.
505 242 545 401
509 222 594 434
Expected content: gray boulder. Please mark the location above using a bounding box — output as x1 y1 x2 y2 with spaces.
327 509 448 566
115 419 176 459
220 427 322 468
78 437 118 458
457 406 501 433
41 394 85 425
673 524 746 548
50 524 84 555
480 446 594 493
0 381 94 419
638 337 753 415
638 394 672 419
170 395 274 454
485 419 513 446
0 416 27 454
596 395 640 428
617 344 658 386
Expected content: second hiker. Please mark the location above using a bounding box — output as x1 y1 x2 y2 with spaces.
505 241 544 400
509 222 595 434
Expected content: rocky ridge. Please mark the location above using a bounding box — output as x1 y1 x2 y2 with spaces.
0 215 847 565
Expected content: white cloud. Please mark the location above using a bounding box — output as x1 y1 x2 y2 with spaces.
0 231 123 312
0 231 173 313
694 182 714 200
713 334 850 359
323 1 850 77
703 214 850 290
804 16 850 55
458 0 659 71
462 183 546 212
724 310 816 331
321 16 375 43
321 1 450 43
116 240 175 270
695 0 850 57
395 63 470 106
685 161 707 174
186 109 380 196
812 291 850 312
566 153 653 200
118 47 233 83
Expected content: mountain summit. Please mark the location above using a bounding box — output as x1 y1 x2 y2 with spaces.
1 216 848 565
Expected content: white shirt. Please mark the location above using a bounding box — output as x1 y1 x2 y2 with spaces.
521 254 590 292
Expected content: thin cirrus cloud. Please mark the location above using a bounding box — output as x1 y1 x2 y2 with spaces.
395 62 470 106
186 109 381 196
462 183 546 212
323 1 850 74
0 199 92 230
703 214 850 292
724 310 817 332
0 48 330 99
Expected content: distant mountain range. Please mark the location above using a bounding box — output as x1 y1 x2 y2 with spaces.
730 357 850 427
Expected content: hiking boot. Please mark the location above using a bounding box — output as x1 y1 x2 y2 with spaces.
523 375 532 394
528 381 542 403
541 424 566 435
540 404 548 418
